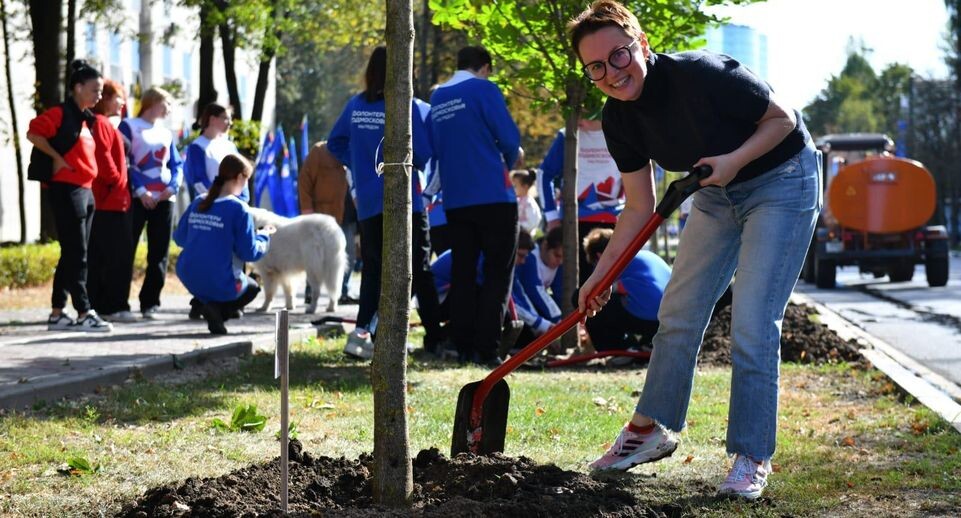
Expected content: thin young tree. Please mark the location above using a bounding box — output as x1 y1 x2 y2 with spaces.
372 0 414 506
1 0 26 243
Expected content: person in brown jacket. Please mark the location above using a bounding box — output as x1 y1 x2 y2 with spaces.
299 141 347 221
298 141 358 304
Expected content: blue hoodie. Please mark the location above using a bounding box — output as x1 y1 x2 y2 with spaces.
428 71 521 210
327 93 431 221
173 195 269 303
614 251 671 321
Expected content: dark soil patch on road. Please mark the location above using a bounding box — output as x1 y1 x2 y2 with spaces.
699 302 863 366
119 442 665 517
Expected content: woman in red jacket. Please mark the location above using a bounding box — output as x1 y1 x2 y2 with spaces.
88 79 136 323
26 60 112 333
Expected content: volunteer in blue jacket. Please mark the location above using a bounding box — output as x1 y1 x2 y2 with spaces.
428 45 522 366
327 46 444 359
581 228 668 350
571 1 820 500
119 86 183 319
174 155 272 335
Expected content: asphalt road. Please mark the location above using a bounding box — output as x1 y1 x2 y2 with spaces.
795 253 961 387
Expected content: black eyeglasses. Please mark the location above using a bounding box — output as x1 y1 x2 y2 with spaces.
581 40 638 81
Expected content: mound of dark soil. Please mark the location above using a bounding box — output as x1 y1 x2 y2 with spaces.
119 442 660 517
698 302 863 366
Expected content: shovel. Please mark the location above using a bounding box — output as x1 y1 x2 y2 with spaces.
451 165 712 456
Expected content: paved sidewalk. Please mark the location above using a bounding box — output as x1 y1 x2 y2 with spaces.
0 289 357 409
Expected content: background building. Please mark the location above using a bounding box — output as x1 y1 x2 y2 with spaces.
704 23 769 83
0 0 275 243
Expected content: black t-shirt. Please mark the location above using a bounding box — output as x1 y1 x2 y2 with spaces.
602 51 808 183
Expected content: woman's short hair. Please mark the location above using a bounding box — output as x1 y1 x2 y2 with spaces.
568 1 644 60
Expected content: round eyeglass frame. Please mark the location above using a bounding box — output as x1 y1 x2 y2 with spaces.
581 40 639 81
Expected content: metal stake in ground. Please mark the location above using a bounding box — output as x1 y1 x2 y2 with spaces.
275 309 289 514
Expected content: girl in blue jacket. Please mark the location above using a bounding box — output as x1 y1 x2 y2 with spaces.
327 46 444 357
174 155 273 334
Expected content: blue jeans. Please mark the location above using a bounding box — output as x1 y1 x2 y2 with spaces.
636 142 822 461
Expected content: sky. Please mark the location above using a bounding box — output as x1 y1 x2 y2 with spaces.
704 0 952 110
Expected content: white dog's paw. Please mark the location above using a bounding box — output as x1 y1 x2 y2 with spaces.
256 304 269 312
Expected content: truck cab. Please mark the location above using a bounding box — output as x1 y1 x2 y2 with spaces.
802 133 949 288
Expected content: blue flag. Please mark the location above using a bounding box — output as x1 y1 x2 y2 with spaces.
266 127 299 217
299 114 309 165
254 131 276 207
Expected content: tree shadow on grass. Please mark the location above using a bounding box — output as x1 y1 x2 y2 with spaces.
26 351 374 425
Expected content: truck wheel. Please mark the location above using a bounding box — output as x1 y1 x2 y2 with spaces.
815 258 836 289
889 262 915 283
926 256 949 287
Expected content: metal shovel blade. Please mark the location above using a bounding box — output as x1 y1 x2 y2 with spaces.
451 379 510 456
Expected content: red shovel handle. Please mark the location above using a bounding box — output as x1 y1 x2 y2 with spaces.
467 166 713 439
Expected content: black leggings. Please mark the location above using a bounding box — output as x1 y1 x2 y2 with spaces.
88 210 134 314
211 278 261 319
49 182 94 313
446 202 519 361
130 198 173 311
356 212 443 340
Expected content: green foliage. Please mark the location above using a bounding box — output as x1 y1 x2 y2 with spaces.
275 421 298 441
803 49 913 137
0 242 59 289
60 456 101 476
158 79 188 104
429 0 759 117
229 119 262 159
0 241 180 290
211 404 267 433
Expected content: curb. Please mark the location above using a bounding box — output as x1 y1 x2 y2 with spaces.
0 325 318 410
792 292 961 434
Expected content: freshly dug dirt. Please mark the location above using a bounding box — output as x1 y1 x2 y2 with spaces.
118 442 661 517
118 303 863 518
698 302 863 366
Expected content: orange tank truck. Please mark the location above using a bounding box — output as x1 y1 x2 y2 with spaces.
802 133 950 289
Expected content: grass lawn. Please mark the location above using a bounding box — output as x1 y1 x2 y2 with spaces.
1 336 959 516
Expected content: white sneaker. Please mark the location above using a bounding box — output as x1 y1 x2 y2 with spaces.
102 310 138 323
142 306 160 320
343 328 374 359
71 311 113 333
589 423 678 471
47 313 75 331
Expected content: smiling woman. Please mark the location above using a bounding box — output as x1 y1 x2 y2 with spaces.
568 0 822 500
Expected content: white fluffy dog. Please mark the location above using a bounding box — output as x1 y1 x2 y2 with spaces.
247 207 346 313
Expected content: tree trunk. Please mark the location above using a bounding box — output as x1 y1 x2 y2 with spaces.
250 1 278 123
196 2 216 125
215 0 241 119
64 0 75 89
2 0 26 243
139 0 153 89
372 0 414 507
560 78 584 351
28 0 61 242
